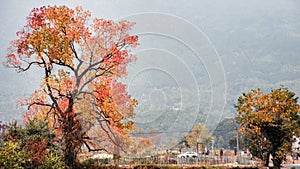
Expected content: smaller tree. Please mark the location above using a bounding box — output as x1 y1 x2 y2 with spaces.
185 123 213 153
236 87 300 168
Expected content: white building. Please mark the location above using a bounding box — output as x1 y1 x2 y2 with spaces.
292 136 300 150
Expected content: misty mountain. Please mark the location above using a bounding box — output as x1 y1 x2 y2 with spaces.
0 0 299 146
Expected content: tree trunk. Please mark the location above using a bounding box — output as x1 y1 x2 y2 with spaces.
272 155 283 169
63 122 77 168
264 152 270 167
62 111 82 169
65 145 77 168
271 165 281 169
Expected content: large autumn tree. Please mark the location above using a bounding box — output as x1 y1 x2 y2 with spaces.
236 87 300 168
5 5 138 168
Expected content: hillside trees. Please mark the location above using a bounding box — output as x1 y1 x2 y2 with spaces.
213 118 240 149
236 87 300 168
5 5 138 168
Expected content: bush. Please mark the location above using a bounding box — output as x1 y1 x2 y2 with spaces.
39 149 65 169
0 118 65 169
81 157 111 168
0 141 27 168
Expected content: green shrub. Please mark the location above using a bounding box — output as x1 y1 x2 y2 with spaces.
0 141 27 168
81 157 111 168
0 118 65 169
39 149 65 169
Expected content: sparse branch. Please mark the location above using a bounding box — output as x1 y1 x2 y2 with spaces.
44 103 55 120
77 64 114 95
97 117 126 152
54 60 75 72
28 102 54 109
17 61 44 72
70 39 83 65
42 57 64 116
77 56 105 81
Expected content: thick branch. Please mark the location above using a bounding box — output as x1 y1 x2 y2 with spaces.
42 57 64 118
28 102 54 110
83 141 107 152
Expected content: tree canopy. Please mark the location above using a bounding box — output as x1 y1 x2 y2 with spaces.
5 5 138 168
236 87 300 168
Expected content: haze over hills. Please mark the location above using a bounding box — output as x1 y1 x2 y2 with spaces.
123 0 300 142
0 0 299 146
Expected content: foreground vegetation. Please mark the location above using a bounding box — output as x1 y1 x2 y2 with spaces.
0 118 65 168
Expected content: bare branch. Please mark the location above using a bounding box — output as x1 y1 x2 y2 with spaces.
83 140 107 152
16 61 44 72
42 57 64 116
95 113 126 153
78 64 115 95
28 102 54 110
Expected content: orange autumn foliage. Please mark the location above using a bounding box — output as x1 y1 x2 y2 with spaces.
236 87 300 168
5 5 138 167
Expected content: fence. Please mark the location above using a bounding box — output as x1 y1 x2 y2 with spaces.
118 154 254 166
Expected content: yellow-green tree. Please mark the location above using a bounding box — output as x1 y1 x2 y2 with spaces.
236 87 300 168
186 123 213 152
